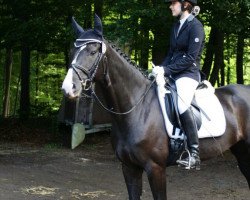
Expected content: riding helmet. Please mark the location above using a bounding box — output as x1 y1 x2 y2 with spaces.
165 0 197 5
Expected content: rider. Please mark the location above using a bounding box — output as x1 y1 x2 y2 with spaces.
153 0 205 169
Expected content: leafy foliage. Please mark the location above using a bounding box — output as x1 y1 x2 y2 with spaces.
0 0 249 118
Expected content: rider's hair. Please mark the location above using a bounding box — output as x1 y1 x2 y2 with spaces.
181 1 193 13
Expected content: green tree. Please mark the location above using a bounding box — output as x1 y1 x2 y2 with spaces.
0 0 250 120
200 0 250 85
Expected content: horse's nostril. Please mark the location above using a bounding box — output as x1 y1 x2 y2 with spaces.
72 83 76 89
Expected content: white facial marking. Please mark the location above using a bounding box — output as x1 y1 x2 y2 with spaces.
62 68 75 97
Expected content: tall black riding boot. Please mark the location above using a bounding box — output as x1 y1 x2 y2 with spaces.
176 108 200 170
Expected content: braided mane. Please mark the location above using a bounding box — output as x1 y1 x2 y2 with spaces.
107 41 149 77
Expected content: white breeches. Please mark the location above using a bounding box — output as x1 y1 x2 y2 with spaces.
175 77 199 114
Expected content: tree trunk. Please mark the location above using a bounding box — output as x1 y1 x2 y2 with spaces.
225 35 231 84
236 33 244 84
132 14 139 65
94 0 103 19
2 47 13 118
83 0 92 29
20 41 31 119
64 14 72 70
220 64 225 86
140 24 149 69
151 0 172 66
152 30 168 65
35 52 39 107
64 45 69 69
209 29 224 86
202 27 216 79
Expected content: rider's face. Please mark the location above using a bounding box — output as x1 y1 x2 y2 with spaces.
169 1 182 17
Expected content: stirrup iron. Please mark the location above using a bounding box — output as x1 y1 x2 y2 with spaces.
176 149 200 170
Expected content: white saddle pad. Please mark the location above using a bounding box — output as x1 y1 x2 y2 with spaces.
157 81 226 140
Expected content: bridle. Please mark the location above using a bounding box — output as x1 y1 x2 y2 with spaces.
71 38 155 115
71 38 106 90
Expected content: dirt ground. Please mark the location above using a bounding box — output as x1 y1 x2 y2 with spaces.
0 133 249 200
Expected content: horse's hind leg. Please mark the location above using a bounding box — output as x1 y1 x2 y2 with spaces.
146 163 167 200
122 164 143 200
230 140 250 189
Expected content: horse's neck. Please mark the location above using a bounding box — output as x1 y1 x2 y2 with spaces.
102 46 149 114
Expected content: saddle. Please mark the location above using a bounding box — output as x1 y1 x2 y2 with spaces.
156 77 226 165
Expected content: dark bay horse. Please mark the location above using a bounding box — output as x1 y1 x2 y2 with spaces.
61 15 250 199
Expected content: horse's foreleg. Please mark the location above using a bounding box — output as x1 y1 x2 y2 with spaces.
146 163 167 200
230 140 250 189
122 163 143 200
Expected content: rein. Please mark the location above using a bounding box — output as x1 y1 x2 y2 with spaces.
72 38 156 115
91 78 156 115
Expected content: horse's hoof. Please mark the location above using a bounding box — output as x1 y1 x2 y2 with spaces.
195 165 201 170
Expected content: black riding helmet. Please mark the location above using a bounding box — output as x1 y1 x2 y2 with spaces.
165 0 197 5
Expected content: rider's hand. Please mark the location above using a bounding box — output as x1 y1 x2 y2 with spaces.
156 73 165 86
152 66 164 76
148 73 156 80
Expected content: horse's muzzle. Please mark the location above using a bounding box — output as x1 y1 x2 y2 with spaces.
61 82 82 99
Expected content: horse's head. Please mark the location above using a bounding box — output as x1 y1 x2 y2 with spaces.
62 14 106 99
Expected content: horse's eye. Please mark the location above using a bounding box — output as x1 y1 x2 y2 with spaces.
90 51 97 55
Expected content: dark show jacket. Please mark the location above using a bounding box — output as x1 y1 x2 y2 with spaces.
161 14 205 81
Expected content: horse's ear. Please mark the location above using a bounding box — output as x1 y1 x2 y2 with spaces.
94 14 103 37
71 17 84 37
